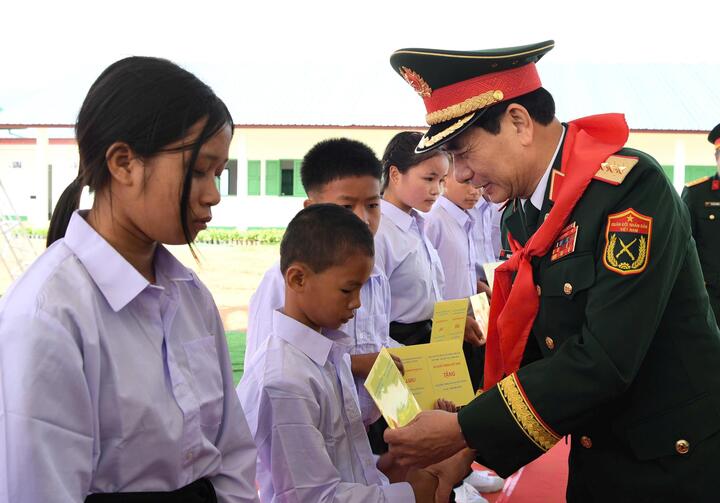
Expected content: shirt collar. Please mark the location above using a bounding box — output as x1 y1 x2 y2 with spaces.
272 310 352 366
437 196 472 227
381 199 415 232
63 210 195 312
523 125 566 210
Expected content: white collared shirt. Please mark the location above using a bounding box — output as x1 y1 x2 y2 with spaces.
243 261 399 426
521 125 567 212
425 196 478 300
468 199 503 278
374 199 445 323
0 211 259 502
238 310 414 503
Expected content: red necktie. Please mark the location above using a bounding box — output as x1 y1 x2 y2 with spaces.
483 114 629 390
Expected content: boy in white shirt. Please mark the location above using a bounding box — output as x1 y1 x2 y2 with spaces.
238 204 473 502
243 138 401 429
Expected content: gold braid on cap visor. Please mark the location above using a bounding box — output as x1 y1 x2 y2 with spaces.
426 90 504 125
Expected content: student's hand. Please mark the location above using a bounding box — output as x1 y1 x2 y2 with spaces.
406 469 439 503
477 279 492 299
434 398 458 413
391 354 405 376
385 410 467 468
464 316 485 347
427 448 476 502
350 352 404 379
350 353 378 379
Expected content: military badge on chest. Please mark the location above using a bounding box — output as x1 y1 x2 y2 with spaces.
551 222 578 261
603 209 653 275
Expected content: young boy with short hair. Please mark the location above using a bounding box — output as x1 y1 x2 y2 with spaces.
238 204 472 502
243 138 400 427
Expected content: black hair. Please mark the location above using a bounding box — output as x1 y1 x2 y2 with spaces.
280 204 374 274
47 56 233 247
474 87 555 135
300 138 382 193
381 131 448 191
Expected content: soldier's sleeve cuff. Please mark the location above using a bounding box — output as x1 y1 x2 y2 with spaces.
458 374 561 477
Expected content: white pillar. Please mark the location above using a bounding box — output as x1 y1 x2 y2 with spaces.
673 139 685 194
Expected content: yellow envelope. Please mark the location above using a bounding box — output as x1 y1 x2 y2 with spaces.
364 348 422 429
469 292 490 336
430 298 468 345
388 341 475 410
483 261 503 291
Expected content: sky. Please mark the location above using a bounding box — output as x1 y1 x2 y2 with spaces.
1 0 718 126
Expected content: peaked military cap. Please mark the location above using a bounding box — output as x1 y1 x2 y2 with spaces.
708 123 720 150
390 40 554 153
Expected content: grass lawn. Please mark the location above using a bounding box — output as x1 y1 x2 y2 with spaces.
226 331 246 385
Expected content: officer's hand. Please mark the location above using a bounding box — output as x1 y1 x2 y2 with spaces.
384 410 467 468
464 316 485 346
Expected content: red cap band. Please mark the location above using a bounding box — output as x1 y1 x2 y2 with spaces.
423 63 542 115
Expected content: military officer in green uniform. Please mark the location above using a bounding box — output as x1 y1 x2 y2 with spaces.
383 41 720 502
681 124 720 325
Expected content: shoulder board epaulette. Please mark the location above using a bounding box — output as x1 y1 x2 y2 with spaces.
593 155 639 186
685 176 711 188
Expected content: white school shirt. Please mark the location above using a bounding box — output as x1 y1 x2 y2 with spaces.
425 196 478 300
374 199 445 323
469 199 503 279
0 211 259 503
238 310 415 503
243 261 398 426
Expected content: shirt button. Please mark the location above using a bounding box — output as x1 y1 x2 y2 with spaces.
563 283 573 295
675 439 690 455
185 450 194 462
545 337 555 350
580 435 593 449
536 285 542 296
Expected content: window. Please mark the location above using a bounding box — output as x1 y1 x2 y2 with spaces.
265 159 305 196
247 160 261 195
280 160 295 196
227 159 238 196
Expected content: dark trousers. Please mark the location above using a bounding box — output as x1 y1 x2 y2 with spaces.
85 478 217 503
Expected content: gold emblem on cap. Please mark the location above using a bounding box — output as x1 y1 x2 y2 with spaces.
400 66 432 98
426 90 504 126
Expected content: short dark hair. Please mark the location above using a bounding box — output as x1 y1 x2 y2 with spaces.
381 131 448 191
300 138 382 193
280 204 374 274
47 56 233 247
474 87 555 134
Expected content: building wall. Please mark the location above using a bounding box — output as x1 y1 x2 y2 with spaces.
1 126 716 229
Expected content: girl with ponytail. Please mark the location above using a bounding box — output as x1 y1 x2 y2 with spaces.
0 57 259 503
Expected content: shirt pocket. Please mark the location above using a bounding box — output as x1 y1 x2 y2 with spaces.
182 335 224 428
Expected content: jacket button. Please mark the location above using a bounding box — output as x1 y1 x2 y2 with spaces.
710 214 716 220
545 337 555 350
536 285 542 296
580 435 592 449
675 439 690 455
563 282 573 295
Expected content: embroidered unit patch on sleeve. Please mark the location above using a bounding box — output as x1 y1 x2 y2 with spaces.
603 208 652 275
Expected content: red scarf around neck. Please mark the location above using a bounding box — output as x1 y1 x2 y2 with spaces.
483 114 629 390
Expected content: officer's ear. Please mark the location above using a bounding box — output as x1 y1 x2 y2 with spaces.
506 104 533 147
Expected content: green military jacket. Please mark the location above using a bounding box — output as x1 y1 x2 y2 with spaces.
457 146 720 502
681 173 720 324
